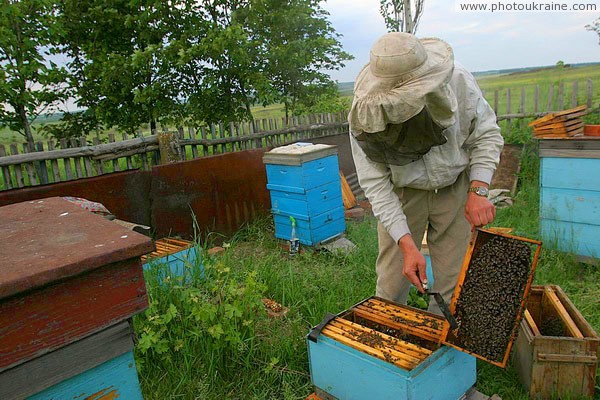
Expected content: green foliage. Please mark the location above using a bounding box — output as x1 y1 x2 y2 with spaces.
586 17 600 45
293 84 352 115
136 254 267 380
0 0 67 145
39 109 100 143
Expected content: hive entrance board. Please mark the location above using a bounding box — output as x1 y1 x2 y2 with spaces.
442 228 542 367
319 297 445 371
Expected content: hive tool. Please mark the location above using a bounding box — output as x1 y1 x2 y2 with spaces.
421 279 459 330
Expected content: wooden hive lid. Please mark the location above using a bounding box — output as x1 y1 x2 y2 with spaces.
263 143 338 166
0 197 155 300
440 228 542 368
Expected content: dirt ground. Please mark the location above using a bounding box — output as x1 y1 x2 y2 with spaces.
490 144 523 194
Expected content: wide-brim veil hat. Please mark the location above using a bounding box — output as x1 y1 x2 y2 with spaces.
349 32 457 135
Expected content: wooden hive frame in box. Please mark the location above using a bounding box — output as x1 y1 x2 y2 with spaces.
441 228 543 368
141 238 194 263
320 297 444 371
514 285 599 398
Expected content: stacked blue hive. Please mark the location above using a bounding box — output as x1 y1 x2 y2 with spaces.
263 143 346 246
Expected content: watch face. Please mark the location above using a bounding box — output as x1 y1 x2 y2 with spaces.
477 187 489 196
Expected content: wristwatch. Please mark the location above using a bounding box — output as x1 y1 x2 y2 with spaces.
468 186 489 197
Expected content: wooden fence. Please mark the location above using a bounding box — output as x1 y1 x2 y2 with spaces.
0 112 349 190
1 78 598 191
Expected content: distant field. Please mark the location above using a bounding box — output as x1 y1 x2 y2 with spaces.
1 63 599 147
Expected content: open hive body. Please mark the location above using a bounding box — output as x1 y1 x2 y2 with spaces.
308 229 542 400
513 285 599 399
307 297 476 400
141 238 201 281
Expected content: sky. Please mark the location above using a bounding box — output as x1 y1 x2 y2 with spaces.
321 0 600 82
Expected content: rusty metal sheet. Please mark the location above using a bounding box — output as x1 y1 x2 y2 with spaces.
0 170 152 226
0 197 154 300
151 150 271 239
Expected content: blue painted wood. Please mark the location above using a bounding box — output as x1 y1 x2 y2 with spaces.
540 187 600 225
144 246 203 283
273 207 345 245
540 156 600 259
269 181 343 218
265 155 339 191
541 157 600 191
28 351 143 400
308 335 476 400
540 219 600 258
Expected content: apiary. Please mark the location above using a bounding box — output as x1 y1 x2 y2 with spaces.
0 197 154 399
263 143 346 246
538 137 600 262
513 285 599 399
308 228 542 399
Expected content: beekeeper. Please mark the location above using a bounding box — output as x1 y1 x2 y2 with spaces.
349 32 503 314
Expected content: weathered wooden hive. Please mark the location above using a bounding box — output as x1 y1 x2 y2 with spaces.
0 197 154 399
308 228 542 400
513 285 599 399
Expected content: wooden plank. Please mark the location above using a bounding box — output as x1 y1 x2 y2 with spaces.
551 285 599 339
10 144 25 188
325 322 426 363
108 133 120 172
533 118 583 130
23 143 38 186
177 126 186 161
339 171 357 209
558 82 564 110
200 126 209 156
355 302 442 335
571 81 578 108
352 306 441 343
122 133 134 170
70 138 84 178
506 88 512 134
556 340 586 395
321 328 417 370
328 320 429 359
554 104 587 117
35 142 49 184
544 287 584 338
0 145 13 190
524 309 541 336
189 127 199 159
80 137 94 177
0 321 133 399
547 84 554 112
27 351 143 400
59 139 74 179
587 79 593 110
494 90 499 114
530 337 561 397
210 124 218 154
534 85 539 113
92 138 105 175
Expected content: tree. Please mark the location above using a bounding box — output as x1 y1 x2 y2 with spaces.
586 17 599 45
0 0 67 147
247 0 353 121
379 0 424 34
57 0 190 134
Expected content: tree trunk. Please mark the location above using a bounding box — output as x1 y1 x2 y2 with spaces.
17 104 34 148
403 0 413 33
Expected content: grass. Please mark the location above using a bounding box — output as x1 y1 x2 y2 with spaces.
134 135 600 399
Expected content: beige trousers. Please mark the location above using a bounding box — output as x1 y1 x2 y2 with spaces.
375 171 471 315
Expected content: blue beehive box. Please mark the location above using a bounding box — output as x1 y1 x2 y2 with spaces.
307 297 478 400
143 238 202 284
263 143 346 246
539 138 600 261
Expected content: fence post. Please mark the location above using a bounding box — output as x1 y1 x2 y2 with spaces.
0 144 13 190
157 131 182 164
558 82 564 110
534 85 539 114
587 79 593 110
546 85 554 112
35 142 49 184
572 81 578 108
